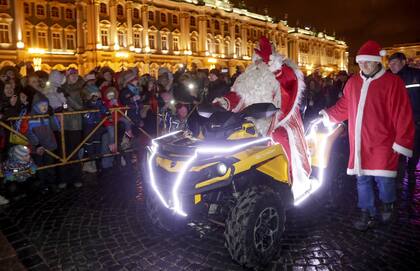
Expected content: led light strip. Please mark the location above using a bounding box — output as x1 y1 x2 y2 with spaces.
148 134 272 217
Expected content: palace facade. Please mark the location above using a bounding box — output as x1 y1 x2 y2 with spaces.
0 0 347 76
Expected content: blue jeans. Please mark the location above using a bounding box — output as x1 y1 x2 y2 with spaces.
356 175 396 215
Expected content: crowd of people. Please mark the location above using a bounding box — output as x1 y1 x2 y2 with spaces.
0 49 418 210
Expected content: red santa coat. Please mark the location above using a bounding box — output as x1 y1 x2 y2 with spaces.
321 68 414 177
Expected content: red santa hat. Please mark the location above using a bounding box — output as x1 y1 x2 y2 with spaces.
356 40 386 63
254 37 273 64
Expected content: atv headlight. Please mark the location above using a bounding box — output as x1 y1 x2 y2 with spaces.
216 163 228 176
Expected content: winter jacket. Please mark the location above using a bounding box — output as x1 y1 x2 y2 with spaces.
26 99 59 151
120 84 142 123
60 77 85 130
83 99 108 126
43 70 66 110
321 69 415 177
396 65 420 123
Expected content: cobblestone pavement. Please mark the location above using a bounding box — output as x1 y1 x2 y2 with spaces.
0 167 419 271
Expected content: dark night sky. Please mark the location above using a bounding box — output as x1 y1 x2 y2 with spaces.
243 0 420 58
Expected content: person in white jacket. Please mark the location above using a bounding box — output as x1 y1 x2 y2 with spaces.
42 70 67 111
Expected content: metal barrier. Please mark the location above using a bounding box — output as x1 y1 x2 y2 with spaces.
0 107 152 173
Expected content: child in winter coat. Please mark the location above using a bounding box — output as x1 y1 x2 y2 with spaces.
119 70 142 131
2 145 37 198
81 83 107 173
42 70 66 112
26 97 59 191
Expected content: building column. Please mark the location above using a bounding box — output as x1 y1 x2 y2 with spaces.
141 5 149 51
76 1 85 52
14 0 25 48
109 0 117 49
241 24 247 57
229 20 236 57
198 15 207 56
180 12 190 53
126 1 133 49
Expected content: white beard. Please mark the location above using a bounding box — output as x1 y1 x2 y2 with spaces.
231 61 281 136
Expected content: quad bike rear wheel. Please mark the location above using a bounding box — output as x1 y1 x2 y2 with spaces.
224 186 285 268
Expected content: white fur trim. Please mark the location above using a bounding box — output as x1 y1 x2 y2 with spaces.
268 53 284 73
379 49 387 57
356 55 382 63
354 68 386 175
406 84 420 89
392 142 413 157
286 124 312 200
274 58 305 129
347 168 397 178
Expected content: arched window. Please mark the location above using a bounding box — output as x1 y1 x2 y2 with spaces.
215 40 221 54
36 5 45 16
51 7 59 18
24 3 30 14
148 11 154 21
172 15 178 24
214 21 220 30
65 9 73 20
117 5 124 16
224 22 229 32
235 25 240 34
160 13 166 23
100 3 107 15
133 8 139 19
191 37 198 53
190 16 196 26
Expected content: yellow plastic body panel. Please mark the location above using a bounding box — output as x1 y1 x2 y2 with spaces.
307 124 345 168
227 122 258 140
256 154 289 184
195 168 232 189
194 194 202 204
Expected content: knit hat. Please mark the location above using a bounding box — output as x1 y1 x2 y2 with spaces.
66 68 78 76
356 40 386 63
10 145 30 161
84 73 96 82
123 70 138 86
85 84 101 99
49 70 66 87
103 86 118 100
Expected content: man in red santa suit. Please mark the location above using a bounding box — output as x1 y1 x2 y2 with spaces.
214 37 312 203
320 40 415 231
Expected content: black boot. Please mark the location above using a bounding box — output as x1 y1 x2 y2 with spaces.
353 211 376 231
381 203 394 224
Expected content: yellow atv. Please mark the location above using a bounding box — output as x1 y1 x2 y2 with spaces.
142 103 341 268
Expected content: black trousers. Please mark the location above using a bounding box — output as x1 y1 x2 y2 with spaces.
59 130 82 184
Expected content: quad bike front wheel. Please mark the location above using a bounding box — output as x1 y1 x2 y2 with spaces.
224 186 285 268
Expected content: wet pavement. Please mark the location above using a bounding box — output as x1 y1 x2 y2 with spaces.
0 167 419 271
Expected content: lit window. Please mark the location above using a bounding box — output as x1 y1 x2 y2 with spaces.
36 5 45 16
172 15 178 24
133 8 139 19
161 36 167 50
117 5 123 17
118 30 125 47
51 7 59 18
100 3 107 15
101 30 109 46
24 3 30 14
133 33 141 48
65 9 73 20
52 33 61 49
207 39 212 53
235 43 240 56
66 34 75 50
190 16 196 26
25 30 31 46
149 34 155 49
173 36 179 51
215 40 221 54
191 38 197 53
0 24 9 43
148 11 154 21
160 13 166 23
38 31 47 48
224 42 229 55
